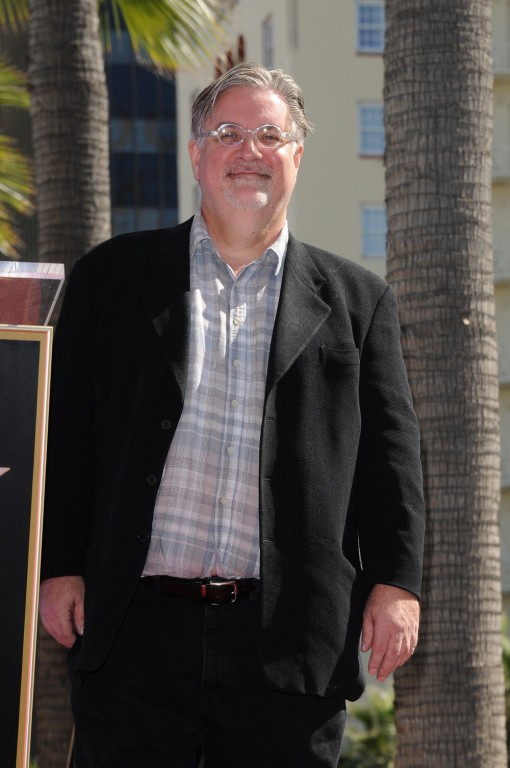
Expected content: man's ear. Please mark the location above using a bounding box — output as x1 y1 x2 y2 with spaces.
188 139 201 181
293 143 304 170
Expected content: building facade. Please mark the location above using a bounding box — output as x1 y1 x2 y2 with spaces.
176 0 510 613
105 29 178 235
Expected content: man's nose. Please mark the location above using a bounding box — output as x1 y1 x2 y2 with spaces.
238 132 263 157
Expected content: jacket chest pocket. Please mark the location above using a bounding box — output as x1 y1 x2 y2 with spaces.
319 345 360 381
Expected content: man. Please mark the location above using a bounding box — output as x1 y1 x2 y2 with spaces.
39 62 425 768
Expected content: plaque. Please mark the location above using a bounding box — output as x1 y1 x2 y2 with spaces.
0 325 53 766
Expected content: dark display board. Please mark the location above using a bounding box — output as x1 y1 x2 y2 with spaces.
0 326 52 767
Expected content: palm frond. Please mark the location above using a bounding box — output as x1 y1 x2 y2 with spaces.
0 200 25 256
0 59 29 109
0 0 29 30
101 0 228 74
0 135 33 212
0 135 33 256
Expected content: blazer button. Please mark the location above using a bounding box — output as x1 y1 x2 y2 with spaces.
137 532 150 543
145 473 158 486
160 418 172 431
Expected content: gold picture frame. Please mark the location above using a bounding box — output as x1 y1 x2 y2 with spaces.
0 325 53 767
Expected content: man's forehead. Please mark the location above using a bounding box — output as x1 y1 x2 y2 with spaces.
207 86 291 125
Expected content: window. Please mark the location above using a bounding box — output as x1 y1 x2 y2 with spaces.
164 155 178 208
136 69 158 119
262 16 274 69
160 80 177 119
361 205 387 258
105 31 178 236
357 1 385 53
359 103 384 156
111 155 135 207
108 65 133 118
138 155 160 207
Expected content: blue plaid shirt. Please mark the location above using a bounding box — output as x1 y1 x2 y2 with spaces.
143 212 287 578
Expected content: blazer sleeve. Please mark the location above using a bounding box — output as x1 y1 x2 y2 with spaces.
41 255 99 580
355 283 425 599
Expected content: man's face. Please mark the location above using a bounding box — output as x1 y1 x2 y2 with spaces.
189 86 303 221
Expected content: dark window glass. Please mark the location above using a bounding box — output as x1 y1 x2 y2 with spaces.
136 120 159 154
108 64 133 118
159 120 177 151
160 80 176 118
136 68 157 118
111 154 135 206
107 50 178 228
163 208 178 227
138 155 159 207
164 155 178 208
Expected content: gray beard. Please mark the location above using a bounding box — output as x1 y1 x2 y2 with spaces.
222 188 270 210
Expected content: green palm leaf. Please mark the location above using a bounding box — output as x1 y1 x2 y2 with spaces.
102 0 227 72
0 55 33 257
0 134 33 256
0 0 29 28
0 202 24 256
0 59 29 108
0 136 33 212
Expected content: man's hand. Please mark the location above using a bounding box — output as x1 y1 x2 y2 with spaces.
361 583 420 683
39 575 85 648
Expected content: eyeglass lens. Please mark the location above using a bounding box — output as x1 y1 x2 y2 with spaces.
217 124 284 147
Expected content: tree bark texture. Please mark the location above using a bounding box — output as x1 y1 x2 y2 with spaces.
28 1 111 765
385 2 507 766
34 621 74 768
28 0 111 287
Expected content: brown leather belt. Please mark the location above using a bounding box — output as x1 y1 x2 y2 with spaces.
146 576 259 605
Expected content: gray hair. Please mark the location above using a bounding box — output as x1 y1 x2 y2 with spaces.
190 62 313 143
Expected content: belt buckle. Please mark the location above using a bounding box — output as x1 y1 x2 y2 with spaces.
201 577 238 605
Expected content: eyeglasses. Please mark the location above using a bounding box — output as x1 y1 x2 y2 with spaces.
198 123 297 149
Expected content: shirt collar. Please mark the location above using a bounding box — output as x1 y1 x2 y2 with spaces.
190 209 288 277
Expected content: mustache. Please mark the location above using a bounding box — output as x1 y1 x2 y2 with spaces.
225 162 273 177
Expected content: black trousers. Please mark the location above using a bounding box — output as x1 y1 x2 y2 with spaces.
70 579 346 768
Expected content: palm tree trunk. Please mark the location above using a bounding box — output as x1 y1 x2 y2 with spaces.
28 1 110 765
384 1 507 765
34 621 74 768
28 0 111 312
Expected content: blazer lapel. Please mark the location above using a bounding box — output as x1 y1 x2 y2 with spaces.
138 218 192 400
266 235 331 393
138 225 331 400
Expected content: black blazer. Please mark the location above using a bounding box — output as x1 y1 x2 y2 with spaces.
42 218 425 701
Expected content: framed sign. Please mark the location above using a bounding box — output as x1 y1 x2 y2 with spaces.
0 325 53 767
